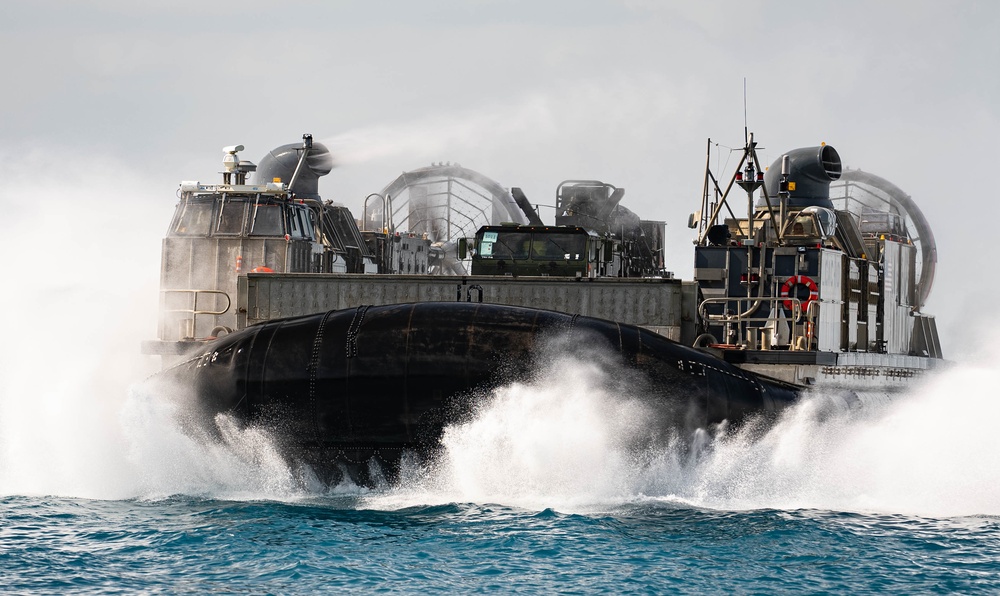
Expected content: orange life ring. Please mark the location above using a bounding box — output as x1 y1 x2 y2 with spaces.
780 275 819 312
251 266 274 273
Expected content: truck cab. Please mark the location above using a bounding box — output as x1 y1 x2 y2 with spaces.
468 225 604 277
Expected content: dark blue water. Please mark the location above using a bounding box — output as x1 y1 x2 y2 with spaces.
2 353 1000 593
2 497 998 594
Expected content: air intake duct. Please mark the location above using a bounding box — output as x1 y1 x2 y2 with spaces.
255 137 334 199
761 145 841 209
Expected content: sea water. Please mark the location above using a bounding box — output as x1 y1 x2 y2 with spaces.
1 351 999 594
3 497 996 594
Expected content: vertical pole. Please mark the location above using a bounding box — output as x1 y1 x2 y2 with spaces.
700 137 712 242
745 137 754 349
747 134 754 247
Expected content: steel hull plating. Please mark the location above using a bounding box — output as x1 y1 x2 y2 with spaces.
152 302 800 479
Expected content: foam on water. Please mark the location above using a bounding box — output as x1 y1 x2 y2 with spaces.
373 348 1000 518
0 347 316 501
654 357 1000 516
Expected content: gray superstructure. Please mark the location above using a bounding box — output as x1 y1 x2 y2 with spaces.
144 133 943 394
690 136 942 389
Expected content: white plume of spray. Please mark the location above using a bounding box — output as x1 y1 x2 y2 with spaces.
324 95 556 166
660 353 1000 516
430 357 652 508
370 339 1000 518
321 77 679 168
118 392 313 501
368 338 674 512
0 148 310 501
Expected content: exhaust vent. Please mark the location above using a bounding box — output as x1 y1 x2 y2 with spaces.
255 137 333 199
761 145 842 209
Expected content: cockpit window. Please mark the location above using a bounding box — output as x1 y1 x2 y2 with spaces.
249 203 284 236
293 206 313 240
171 201 213 236
784 207 837 240
788 214 816 237
287 206 313 240
809 207 837 238
216 199 247 235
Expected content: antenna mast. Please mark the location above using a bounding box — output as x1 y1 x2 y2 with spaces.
743 78 748 147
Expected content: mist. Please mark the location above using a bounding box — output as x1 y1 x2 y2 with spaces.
369 347 1000 518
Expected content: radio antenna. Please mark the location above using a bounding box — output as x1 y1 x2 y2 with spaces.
743 77 749 146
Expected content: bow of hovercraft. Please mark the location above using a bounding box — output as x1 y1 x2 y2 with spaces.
146 301 801 483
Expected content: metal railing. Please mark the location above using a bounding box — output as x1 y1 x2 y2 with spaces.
698 296 819 350
162 289 232 340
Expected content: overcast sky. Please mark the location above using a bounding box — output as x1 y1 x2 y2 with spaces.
2 0 998 356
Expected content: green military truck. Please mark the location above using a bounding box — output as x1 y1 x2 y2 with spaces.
465 225 608 277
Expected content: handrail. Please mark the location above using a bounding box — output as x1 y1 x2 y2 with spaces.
699 296 803 322
162 289 231 340
698 296 819 350
162 289 231 315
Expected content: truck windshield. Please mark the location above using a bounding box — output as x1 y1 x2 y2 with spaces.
529 232 587 260
479 231 530 259
478 230 587 260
